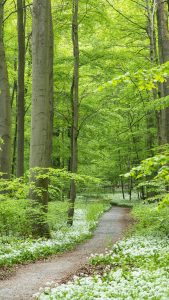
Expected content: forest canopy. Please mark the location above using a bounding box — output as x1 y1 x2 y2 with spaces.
0 0 169 236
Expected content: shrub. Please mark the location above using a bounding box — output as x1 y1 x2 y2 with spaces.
0 199 32 237
132 203 169 236
0 199 48 237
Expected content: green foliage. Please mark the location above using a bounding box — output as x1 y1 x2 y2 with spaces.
0 199 31 237
0 167 99 202
100 61 169 92
0 167 100 239
3 0 159 184
123 148 169 206
0 199 47 237
0 198 110 267
133 204 169 236
85 201 109 225
30 167 100 197
47 201 68 231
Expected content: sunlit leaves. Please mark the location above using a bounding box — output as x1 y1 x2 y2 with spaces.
99 61 169 92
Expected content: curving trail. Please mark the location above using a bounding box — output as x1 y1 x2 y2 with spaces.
0 206 130 300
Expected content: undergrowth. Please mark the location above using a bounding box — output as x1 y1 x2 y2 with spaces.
35 202 169 300
0 199 110 267
111 191 140 208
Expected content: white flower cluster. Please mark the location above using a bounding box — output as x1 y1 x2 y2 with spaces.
35 268 169 300
90 235 169 265
35 235 169 299
0 209 93 266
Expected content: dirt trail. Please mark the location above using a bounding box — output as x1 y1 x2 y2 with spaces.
0 206 130 300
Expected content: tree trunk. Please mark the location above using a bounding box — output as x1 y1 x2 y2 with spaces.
156 0 169 144
145 0 157 153
67 0 79 226
16 0 25 177
146 0 158 64
118 149 125 199
29 0 53 238
48 5 54 165
128 177 133 201
12 114 17 175
0 1 11 179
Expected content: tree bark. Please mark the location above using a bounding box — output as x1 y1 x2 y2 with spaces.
16 0 25 177
0 1 11 179
145 0 157 153
48 4 54 165
118 149 125 199
29 0 53 238
156 0 169 144
67 0 79 226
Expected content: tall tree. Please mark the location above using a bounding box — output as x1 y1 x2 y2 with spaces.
146 0 157 64
67 0 79 225
16 0 25 177
29 0 53 237
49 4 54 165
145 0 157 153
0 1 11 179
156 0 169 144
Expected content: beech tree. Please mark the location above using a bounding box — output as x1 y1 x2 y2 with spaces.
145 0 157 154
29 0 53 237
67 0 79 226
16 0 25 177
157 0 169 144
0 0 11 179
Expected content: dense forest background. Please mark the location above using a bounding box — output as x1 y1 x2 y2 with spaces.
1 0 158 179
2 2 169 299
1 0 169 237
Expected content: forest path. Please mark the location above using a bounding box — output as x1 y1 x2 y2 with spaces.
0 206 131 300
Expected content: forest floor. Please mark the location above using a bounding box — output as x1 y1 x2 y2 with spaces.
0 206 131 300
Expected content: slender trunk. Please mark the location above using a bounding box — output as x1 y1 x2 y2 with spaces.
30 0 53 238
12 85 18 176
128 118 140 163
67 0 79 226
16 0 25 177
12 114 17 175
118 150 125 200
145 0 157 153
11 59 17 175
128 177 132 201
11 66 17 109
61 129 65 168
121 177 125 200
146 0 158 63
0 1 11 179
157 0 169 144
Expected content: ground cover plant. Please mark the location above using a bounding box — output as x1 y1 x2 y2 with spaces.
0 198 110 268
35 201 169 300
110 190 139 208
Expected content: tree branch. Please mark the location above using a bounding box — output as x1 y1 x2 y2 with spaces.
105 0 146 31
3 3 32 23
